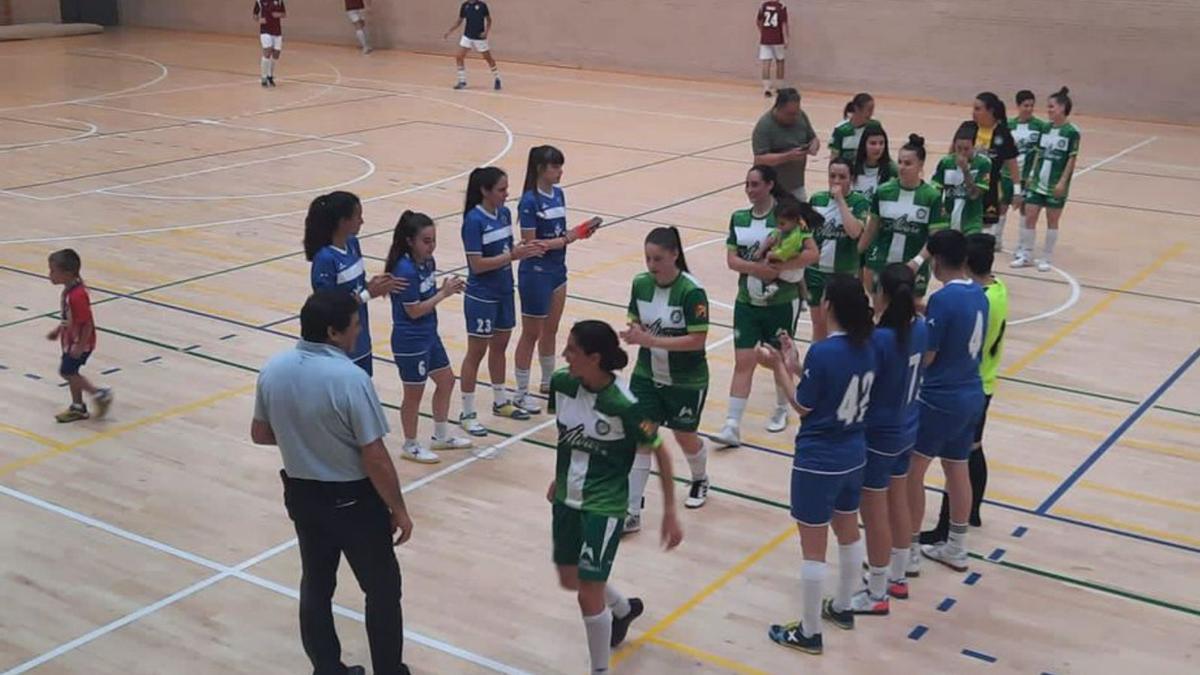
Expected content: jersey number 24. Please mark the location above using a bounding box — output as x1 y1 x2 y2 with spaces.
836 372 875 427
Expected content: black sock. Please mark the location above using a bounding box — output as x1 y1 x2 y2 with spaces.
969 446 988 525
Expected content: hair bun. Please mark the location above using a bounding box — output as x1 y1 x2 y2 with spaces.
1058 86 1070 95
908 133 925 147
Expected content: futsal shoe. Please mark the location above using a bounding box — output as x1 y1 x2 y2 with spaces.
1036 259 1052 272
260 78 269 88
459 411 488 437
921 542 969 572
769 621 823 655
711 423 741 448
494 77 502 90
453 81 467 90
493 401 531 420
821 598 855 630
267 76 276 87
1010 254 1032 269
55 404 89 423
431 435 473 451
847 590 890 616
610 597 644 647
765 406 789 433
622 512 642 535
400 443 440 464
861 573 909 599
512 392 542 415
93 388 114 419
685 478 709 509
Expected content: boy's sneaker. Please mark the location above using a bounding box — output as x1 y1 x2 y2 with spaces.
431 435 473 451
56 404 89 423
494 77 502 90
93 388 114 419
610 597 644 647
266 76 276 87
765 406 789 433
459 411 488 437
684 478 709 509
1010 254 1032 269
769 621 822 654
1036 259 1052 273
261 78 269 88
512 393 542 415
847 589 890 616
453 81 467 90
622 512 641 535
400 443 440 464
492 402 531 420
711 423 740 448
921 542 969 572
821 598 854 630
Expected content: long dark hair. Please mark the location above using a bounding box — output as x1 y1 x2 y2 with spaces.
571 320 629 373
645 226 689 273
464 166 506 215
384 210 435 274
1050 86 1073 115
303 191 361 261
854 125 894 182
976 92 1010 130
824 274 874 347
748 163 789 202
878 263 916 351
522 145 565 194
775 195 825 231
952 120 979 152
847 92 873 119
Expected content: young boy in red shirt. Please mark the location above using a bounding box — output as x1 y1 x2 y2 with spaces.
47 249 113 422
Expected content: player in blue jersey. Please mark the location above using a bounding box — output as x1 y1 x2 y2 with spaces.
512 145 603 413
459 167 547 436
384 210 475 464
304 191 404 376
906 229 988 574
763 274 876 656
855 263 928 613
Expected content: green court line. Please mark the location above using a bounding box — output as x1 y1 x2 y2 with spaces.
999 373 1200 419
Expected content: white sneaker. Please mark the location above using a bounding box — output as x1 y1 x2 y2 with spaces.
906 545 922 578
512 392 542 415
685 478 710 509
1036 259 1052 273
622 512 642 535
921 542 969 572
765 406 789 433
1010 254 1031 269
459 412 488 437
431 435 473 451
401 443 440 464
711 423 740 448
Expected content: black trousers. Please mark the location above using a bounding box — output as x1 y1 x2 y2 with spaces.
282 471 406 675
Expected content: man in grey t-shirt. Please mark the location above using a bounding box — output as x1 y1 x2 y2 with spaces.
252 289 413 675
751 87 820 200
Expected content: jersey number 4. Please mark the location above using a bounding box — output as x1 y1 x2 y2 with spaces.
968 311 984 360
836 372 875 427
762 10 779 27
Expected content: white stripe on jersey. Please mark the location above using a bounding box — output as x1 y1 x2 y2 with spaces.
481 227 512 246
538 206 567 220
336 259 365 285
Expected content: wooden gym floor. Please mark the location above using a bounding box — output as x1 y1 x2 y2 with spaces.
1 28 1198 675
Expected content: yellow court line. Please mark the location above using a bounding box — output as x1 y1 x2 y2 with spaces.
1052 506 1200 549
1003 242 1186 376
983 459 1200 514
1001 388 1200 435
612 526 794 667
0 382 256 477
0 422 67 450
644 635 770 675
989 410 1199 461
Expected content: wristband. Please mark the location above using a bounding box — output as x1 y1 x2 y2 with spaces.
359 289 371 304
911 255 925 268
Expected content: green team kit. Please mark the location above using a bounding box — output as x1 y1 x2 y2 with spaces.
1027 122 1081 209
931 153 992 233
627 271 710 431
852 161 898 202
829 119 883 161
1007 116 1051 193
805 190 870 304
725 208 802 349
866 178 947 295
548 370 661 580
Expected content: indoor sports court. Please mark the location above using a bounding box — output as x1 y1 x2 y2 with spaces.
1 3 1198 674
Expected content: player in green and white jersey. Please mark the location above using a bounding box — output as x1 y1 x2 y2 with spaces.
860 134 947 299
931 122 992 235
851 124 898 202
996 90 1051 250
621 226 712 533
829 93 881 161
713 166 815 449
1015 86 1080 272
547 320 683 675
806 157 868 341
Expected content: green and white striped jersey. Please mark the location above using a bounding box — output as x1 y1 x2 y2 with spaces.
726 207 799 305
931 153 991 233
809 190 869 273
869 178 946 266
548 370 660 517
829 119 883 161
852 160 897 202
1007 116 1050 183
1029 122 1081 196
627 271 709 388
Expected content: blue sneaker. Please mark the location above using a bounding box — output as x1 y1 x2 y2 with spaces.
768 621 822 654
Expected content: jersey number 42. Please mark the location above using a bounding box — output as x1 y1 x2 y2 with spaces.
836 372 875 427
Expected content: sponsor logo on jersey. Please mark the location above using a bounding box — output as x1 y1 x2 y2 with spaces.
559 423 608 455
594 419 611 435
670 309 684 324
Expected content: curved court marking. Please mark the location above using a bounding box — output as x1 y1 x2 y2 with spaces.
1010 264 1082 325
0 118 98 152
0 50 169 114
0 94 514 244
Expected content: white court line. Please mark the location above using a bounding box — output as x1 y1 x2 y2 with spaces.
1010 265 1081 326
1074 136 1158 177
0 50 169 114
0 118 98 152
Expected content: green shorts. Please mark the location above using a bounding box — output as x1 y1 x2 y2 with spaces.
552 503 623 581
1026 190 1067 210
865 257 931 297
732 299 800 349
629 374 707 432
804 267 860 307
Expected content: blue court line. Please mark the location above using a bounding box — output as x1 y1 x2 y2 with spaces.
908 625 928 640
1036 346 1200 514
987 548 1006 561
14 305 28 311
964 572 982 586
219 333 237 341
181 344 202 352
1011 526 1028 538
961 649 997 663
24 373 41 380
141 355 162 363
0 363 7 370
257 315 298 329
937 598 956 612
100 367 121 375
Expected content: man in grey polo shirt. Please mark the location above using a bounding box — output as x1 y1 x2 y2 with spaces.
752 87 820 200
252 289 413 675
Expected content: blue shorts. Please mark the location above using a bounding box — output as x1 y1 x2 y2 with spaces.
393 337 450 384
862 448 912 490
790 466 864 526
914 399 983 462
59 351 91 377
518 270 567 318
464 292 516 337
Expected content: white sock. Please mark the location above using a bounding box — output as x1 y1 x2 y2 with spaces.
948 521 969 553
801 560 826 638
402 438 421 451
539 354 556 386
888 547 908 583
604 585 631 619
260 57 270 78
628 453 652 515
762 78 771 91
726 397 747 426
836 539 865 611
1042 229 1059 261
268 58 277 77
685 444 708 482
1018 226 1036 256
515 368 531 397
993 212 1007 240
462 392 476 417
490 64 500 78
457 67 466 83
867 565 888 599
433 420 449 440
492 383 509 407
582 608 612 673
775 386 790 410
355 28 368 50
